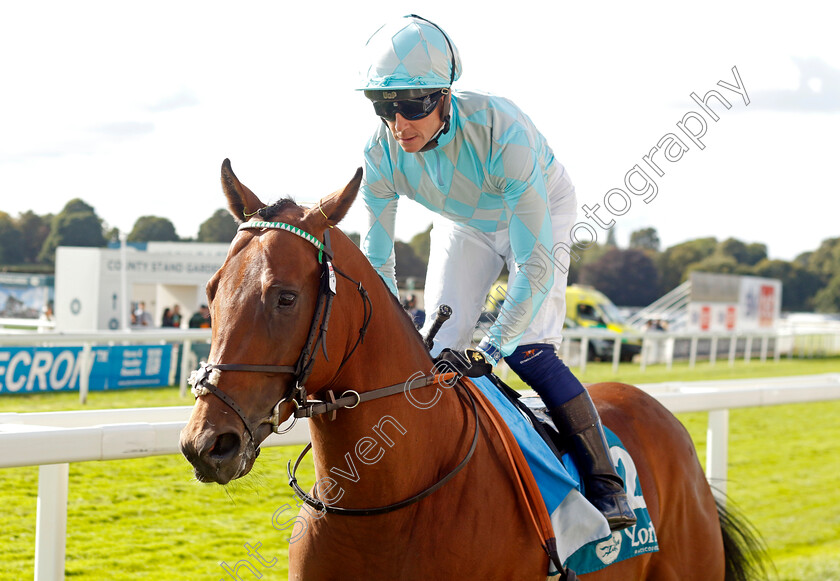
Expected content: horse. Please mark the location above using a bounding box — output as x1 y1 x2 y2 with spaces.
180 160 766 580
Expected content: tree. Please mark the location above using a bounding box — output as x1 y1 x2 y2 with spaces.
197 209 238 243
605 228 618 248
579 248 661 306
657 237 717 292
394 241 427 279
718 238 767 266
629 227 660 252
812 274 840 313
0 212 20 264
346 232 361 247
127 216 179 242
14 211 52 264
685 252 750 276
805 237 840 279
751 259 822 311
38 199 107 263
409 225 432 266
567 241 609 285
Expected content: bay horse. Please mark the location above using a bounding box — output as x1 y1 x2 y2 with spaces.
180 160 766 580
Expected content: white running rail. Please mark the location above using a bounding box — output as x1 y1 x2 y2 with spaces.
2 374 840 580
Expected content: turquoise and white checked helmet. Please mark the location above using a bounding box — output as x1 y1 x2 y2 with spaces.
359 14 462 96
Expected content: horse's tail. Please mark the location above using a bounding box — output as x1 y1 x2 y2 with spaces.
716 491 772 581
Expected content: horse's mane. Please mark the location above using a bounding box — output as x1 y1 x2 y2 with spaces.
259 198 301 220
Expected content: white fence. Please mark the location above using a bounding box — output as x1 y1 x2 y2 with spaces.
2 323 839 405
2 373 840 580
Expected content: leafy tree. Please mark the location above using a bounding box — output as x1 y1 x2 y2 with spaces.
657 237 717 292
0 212 20 264
409 225 432 266
718 238 767 266
197 209 238 243
751 259 822 311
812 274 840 313
743 242 768 266
579 248 660 306
394 241 427 279
605 228 618 248
568 242 609 285
346 232 361 247
805 237 840 279
127 216 179 242
629 227 660 252
685 252 750 276
14 211 52 264
792 251 812 269
38 199 107 263
104 227 121 244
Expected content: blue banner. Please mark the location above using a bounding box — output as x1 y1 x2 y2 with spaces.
0 345 172 394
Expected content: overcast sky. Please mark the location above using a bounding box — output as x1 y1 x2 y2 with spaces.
2 1 837 261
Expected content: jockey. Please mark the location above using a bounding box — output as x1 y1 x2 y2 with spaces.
358 14 636 531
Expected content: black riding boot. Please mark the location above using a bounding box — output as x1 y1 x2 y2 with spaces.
550 391 637 531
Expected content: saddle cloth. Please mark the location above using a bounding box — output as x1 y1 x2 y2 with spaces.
467 375 659 577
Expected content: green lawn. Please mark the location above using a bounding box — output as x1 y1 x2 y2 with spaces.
1 357 839 580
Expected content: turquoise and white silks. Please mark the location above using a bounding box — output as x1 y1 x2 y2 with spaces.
361 91 577 357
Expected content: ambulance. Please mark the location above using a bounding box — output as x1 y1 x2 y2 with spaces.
564 285 641 362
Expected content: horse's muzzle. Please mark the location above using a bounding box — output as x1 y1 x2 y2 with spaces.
179 427 257 485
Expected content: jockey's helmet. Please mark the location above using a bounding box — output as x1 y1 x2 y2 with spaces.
359 15 461 151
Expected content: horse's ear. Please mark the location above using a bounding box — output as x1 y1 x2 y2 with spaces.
221 159 267 223
304 167 363 230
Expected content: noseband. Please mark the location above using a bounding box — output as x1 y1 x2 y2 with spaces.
189 221 372 444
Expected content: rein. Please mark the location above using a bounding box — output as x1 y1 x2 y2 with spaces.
188 218 479 516
288 379 479 516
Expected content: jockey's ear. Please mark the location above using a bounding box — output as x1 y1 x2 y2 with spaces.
304 167 363 231
221 159 267 223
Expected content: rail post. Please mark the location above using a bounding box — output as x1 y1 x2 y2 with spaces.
706 410 729 505
35 463 69 581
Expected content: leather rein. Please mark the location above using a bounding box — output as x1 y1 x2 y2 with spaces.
188 219 478 516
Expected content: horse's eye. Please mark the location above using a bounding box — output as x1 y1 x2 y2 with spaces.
278 292 297 308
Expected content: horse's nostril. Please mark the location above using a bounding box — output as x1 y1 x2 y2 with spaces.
208 432 240 461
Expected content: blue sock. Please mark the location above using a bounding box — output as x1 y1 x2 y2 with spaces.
504 343 584 408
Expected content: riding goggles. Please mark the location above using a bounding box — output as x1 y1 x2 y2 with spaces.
372 90 446 122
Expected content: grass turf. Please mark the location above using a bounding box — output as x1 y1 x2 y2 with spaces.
1 357 838 579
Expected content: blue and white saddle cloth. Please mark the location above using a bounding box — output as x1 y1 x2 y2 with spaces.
469 375 659 576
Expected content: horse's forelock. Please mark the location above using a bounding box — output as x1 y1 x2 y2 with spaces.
261 198 303 221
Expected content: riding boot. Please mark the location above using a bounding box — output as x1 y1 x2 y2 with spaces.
549 391 637 531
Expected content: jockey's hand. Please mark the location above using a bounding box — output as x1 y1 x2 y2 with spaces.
476 337 502 366
434 348 492 378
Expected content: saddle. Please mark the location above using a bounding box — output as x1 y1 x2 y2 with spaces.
435 348 570 462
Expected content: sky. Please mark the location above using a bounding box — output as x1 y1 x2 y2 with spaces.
2 1 838 262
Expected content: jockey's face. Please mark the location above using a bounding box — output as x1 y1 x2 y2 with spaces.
384 102 445 154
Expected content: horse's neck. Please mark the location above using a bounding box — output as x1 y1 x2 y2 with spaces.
307 249 469 504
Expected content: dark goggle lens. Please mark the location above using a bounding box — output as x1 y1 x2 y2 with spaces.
372 91 443 121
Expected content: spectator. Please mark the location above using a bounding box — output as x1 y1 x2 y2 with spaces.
189 305 211 329
404 293 426 329
134 301 153 327
171 304 183 328
162 308 175 327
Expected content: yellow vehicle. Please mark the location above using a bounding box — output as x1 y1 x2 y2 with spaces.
564 285 641 362
479 283 641 362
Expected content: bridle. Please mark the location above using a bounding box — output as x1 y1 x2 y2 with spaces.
189 220 372 444
188 218 479 515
